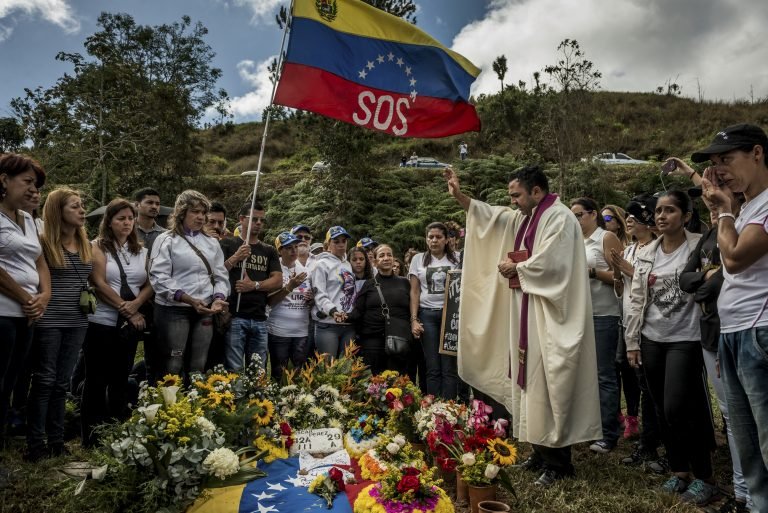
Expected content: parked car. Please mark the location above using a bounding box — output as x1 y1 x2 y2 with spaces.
404 157 449 168
585 153 649 165
311 161 330 172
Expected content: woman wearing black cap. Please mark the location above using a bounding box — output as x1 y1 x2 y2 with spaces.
624 190 719 507
695 123 768 512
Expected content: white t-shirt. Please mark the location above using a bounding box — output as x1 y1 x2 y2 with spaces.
268 260 311 337
0 210 42 317
89 244 149 326
585 227 621 317
408 252 457 309
719 188 768 332
641 242 701 342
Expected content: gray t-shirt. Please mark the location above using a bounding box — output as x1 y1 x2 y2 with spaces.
0 210 41 317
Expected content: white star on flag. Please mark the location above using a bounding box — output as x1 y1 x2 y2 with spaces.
396 57 404 67
410 90 418 101
387 52 394 61
404 66 412 76
284 475 304 487
376 55 385 64
251 492 275 501
358 69 367 79
267 482 287 491
409 78 417 87
257 504 277 513
366 61 375 70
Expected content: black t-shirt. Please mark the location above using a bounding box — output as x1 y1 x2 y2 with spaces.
220 237 281 320
348 273 411 336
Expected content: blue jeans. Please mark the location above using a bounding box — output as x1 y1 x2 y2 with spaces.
720 327 768 511
314 323 355 359
420 308 458 399
0 316 34 428
594 315 621 445
154 304 212 376
26 326 87 450
225 317 268 371
268 334 308 381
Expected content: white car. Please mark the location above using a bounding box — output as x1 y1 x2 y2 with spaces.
404 157 449 168
587 153 649 165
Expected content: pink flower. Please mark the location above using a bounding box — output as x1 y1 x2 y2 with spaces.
493 418 509 438
391 400 404 412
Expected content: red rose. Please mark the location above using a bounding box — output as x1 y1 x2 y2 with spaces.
279 422 292 436
328 467 346 491
385 392 396 403
396 475 421 494
403 394 414 406
648 273 657 287
402 466 420 476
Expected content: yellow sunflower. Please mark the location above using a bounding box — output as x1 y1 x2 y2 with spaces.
250 398 275 426
487 438 517 466
159 374 181 387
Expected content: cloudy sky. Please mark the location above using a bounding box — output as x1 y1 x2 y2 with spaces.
1 0 766 124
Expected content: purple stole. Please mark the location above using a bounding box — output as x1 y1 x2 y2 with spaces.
512 193 558 389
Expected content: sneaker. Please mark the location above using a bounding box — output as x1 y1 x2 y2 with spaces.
621 444 658 466
514 454 545 473
648 456 669 475
717 497 749 513
679 479 721 506
623 416 639 439
589 440 614 454
533 469 571 487
660 475 690 495
49 443 71 458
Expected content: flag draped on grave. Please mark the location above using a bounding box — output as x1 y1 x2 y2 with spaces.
274 0 482 138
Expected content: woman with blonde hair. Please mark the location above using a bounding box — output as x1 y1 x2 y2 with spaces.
148 190 229 378
26 187 92 461
81 198 152 447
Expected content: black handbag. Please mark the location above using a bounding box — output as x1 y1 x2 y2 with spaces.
113 249 153 332
373 277 411 356
180 236 232 335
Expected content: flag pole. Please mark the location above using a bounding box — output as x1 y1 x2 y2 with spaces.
236 2 293 312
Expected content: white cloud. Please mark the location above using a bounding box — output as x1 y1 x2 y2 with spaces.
451 0 768 102
0 0 80 36
225 57 277 120
232 0 283 24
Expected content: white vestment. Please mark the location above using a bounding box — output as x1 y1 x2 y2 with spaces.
458 198 601 447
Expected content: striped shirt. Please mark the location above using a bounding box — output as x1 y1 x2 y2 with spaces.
37 249 93 329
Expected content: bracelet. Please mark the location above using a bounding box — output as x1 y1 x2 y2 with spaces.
689 169 696 179
410 316 419 322
718 212 736 222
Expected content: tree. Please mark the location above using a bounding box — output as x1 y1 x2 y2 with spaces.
0 117 24 152
492 55 508 93
543 39 601 93
11 13 228 205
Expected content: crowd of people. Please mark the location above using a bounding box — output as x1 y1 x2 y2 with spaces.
0 122 767 513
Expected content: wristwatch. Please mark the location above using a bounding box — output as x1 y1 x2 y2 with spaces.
589 268 597 279
253 281 261 291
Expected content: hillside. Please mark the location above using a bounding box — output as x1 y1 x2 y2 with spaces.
191 91 768 255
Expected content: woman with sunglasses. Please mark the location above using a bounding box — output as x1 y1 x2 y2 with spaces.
625 190 718 507
611 196 662 467
601 205 629 246
570 197 624 454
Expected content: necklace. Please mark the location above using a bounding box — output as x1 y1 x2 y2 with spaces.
117 242 131 265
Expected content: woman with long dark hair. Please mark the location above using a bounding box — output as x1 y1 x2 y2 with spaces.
571 197 624 454
27 187 92 461
625 190 718 507
81 199 152 447
0 154 49 442
408 222 459 399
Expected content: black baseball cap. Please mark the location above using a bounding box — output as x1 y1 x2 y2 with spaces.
691 123 768 163
625 194 657 226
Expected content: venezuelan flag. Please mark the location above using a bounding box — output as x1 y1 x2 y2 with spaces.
274 0 481 138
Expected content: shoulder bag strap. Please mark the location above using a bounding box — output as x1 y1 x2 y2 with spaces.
112 247 134 295
180 235 216 288
64 247 88 289
373 276 390 320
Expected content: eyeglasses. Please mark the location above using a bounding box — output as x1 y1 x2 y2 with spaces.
294 234 312 241
603 214 614 222
573 210 593 219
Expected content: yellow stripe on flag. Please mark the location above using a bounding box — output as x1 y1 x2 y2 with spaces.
293 0 480 77
186 483 246 513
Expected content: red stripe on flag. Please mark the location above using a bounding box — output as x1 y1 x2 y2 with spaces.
275 62 480 139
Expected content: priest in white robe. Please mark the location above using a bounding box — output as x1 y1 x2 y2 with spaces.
444 165 601 486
